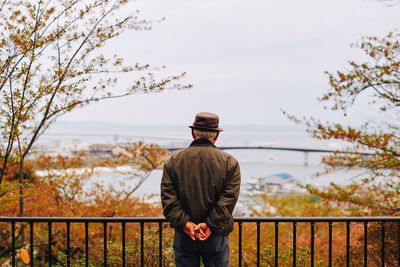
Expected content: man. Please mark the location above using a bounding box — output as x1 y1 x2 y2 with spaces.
161 112 241 267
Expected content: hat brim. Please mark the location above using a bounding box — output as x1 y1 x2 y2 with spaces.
189 125 223 132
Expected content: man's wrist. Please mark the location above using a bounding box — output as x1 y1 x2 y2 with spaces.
179 215 191 230
205 218 215 232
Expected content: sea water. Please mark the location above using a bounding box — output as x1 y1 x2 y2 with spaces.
40 122 364 197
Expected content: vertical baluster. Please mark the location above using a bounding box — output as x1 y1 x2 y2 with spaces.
48 222 52 267
159 222 163 267
257 222 260 267
238 221 242 267
122 222 126 267
103 222 107 267
346 222 350 267
398 221 400 267
328 222 332 267
11 222 15 267
293 222 297 267
85 222 89 267
30 222 34 267
140 221 144 267
275 222 279 267
66 222 71 267
381 222 385 267
364 221 368 267
311 222 315 267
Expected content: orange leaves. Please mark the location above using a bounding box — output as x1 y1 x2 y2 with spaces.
381 65 391 75
1 143 165 217
19 248 30 264
117 142 169 172
322 31 400 113
338 72 346 82
17 113 30 123
34 152 88 170
283 30 400 267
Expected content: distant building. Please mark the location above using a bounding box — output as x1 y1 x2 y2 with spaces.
244 172 305 196
88 143 114 157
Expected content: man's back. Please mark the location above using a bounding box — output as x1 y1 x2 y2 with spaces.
160 112 240 267
161 138 240 235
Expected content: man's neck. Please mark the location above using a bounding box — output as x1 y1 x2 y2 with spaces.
189 138 216 147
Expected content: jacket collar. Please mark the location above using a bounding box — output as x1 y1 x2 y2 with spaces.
189 138 217 148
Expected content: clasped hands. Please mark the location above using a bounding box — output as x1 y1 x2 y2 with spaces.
183 221 212 241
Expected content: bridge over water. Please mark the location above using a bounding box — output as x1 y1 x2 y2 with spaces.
166 146 374 166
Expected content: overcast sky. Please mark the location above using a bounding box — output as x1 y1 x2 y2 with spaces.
59 0 400 127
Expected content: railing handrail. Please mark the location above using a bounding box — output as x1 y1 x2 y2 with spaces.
0 216 399 223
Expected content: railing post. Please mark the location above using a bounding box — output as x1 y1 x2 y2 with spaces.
103 222 107 267
381 222 385 267
364 221 368 267
346 222 350 267
310 222 315 267
11 221 15 267
122 222 126 267
66 222 70 267
293 222 297 267
238 221 242 267
159 221 163 267
256 222 260 267
85 222 89 267
30 221 34 267
398 221 400 267
275 222 279 267
48 222 52 267
140 221 144 267
328 221 332 267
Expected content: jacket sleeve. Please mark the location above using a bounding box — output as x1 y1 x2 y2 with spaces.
206 157 241 235
160 159 191 230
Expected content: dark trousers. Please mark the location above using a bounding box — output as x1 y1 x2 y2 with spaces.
173 230 229 267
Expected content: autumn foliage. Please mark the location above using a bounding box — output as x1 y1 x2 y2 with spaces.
284 31 400 266
0 142 170 265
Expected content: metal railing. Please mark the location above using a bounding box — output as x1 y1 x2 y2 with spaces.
0 217 399 267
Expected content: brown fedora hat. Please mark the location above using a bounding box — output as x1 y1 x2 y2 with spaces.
189 112 223 132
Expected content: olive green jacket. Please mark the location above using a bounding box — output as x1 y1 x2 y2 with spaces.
160 138 241 236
